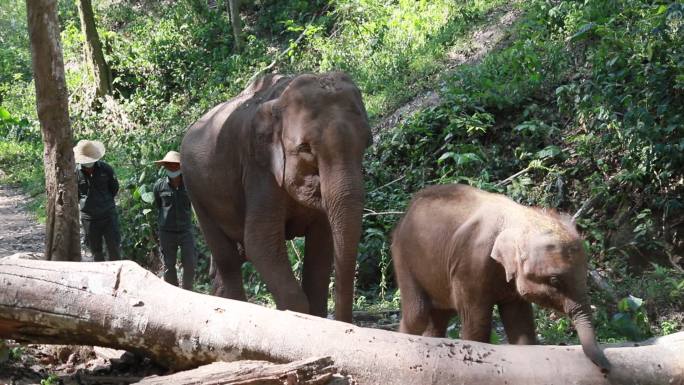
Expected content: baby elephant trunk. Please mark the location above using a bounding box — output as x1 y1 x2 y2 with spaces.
567 300 611 373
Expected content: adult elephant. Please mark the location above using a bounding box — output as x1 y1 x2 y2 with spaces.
181 72 371 323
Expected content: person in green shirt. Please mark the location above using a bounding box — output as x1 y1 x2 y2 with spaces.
153 151 197 290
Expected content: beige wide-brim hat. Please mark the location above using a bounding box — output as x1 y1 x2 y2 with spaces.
154 150 181 165
73 140 105 164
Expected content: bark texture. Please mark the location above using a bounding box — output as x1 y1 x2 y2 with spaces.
136 356 349 385
228 0 241 52
0 259 683 385
77 0 112 98
26 0 81 262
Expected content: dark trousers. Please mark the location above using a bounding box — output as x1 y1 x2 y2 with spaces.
159 230 197 290
82 213 121 262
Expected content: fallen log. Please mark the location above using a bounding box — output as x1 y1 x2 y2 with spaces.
0 259 682 385
136 356 348 385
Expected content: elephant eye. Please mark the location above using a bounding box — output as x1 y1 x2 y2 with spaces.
296 143 312 153
549 276 562 288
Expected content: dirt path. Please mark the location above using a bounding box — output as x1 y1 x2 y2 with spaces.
0 184 45 258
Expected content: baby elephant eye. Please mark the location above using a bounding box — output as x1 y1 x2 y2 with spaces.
296 143 312 153
549 276 561 287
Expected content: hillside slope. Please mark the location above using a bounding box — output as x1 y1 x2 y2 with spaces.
360 0 683 342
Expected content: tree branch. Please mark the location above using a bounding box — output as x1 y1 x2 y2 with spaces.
362 209 404 217
495 165 532 187
368 175 406 194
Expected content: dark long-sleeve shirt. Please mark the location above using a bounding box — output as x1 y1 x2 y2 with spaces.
153 177 193 232
77 161 119 220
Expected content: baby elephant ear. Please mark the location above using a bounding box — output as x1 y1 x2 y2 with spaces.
490 229 521 282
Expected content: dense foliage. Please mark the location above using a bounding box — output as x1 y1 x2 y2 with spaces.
1 0 682 344
362 0 684 341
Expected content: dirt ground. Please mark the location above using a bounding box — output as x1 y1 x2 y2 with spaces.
0 185 44 258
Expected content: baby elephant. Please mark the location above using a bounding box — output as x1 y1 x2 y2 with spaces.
392 184 610 372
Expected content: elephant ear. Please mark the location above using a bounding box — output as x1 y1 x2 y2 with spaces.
252 98 285 186
490 229 523 282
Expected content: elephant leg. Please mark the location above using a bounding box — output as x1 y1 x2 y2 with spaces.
499 299 537 344
423 308 456 337
302 219 334 318
244 216 309 314
397 277 431 335
194 204 246 300
458 304 494 342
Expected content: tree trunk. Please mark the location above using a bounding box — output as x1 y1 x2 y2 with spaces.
76 0 112 98
1 259 682 385
25 0 81 262
227 0 241 52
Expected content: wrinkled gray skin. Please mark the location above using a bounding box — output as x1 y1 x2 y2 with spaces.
181 72 371 323
392 184 610 372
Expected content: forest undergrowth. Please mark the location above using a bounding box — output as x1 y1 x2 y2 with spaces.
1 0 682 347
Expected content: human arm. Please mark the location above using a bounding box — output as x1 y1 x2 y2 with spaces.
153 180 162 209
108 168 119 197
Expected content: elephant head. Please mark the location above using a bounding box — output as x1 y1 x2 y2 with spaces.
491 213 611 372
252 72 371 321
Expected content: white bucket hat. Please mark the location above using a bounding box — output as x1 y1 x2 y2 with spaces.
154 151 181 165
73 140 105 164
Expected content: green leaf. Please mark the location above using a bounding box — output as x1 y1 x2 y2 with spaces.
567 22 597 42
141 191 154 203
438 152 482 166
617 298 629 313
142 208 152 215
625 295 644 311
459 153 483 165
0 107 10 121
437 151 455 164
618 295 643 312
536 145 561 159
365 227 385 239
490 331 501 344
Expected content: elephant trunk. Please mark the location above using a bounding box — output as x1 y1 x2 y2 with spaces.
322 167 364 323
566 300 611 373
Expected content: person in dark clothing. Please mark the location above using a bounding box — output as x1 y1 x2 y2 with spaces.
74 140 121 262
153 150 197 290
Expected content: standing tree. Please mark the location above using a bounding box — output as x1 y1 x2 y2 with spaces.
76 0 112 99
26 0 81 261
227 0 241 52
